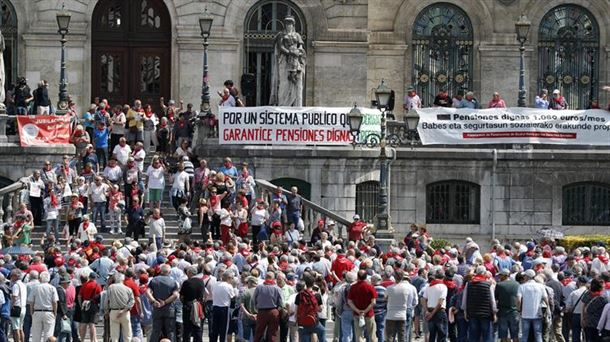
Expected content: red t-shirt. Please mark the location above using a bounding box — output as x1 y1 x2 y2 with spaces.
347 280 377 317
27 263 47 274
331 255 354 285
124 278 141 315
80 280 102 301
348 221 366 241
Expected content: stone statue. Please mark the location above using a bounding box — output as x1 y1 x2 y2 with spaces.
0 29 5 109
269 16 306 107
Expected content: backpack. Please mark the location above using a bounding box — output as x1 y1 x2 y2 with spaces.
297 289 319 327
140 292 153 325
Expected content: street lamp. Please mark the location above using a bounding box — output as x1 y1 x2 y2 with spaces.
348 104 363 137
199 9 214 114
515 14 531 107
56 8 71 114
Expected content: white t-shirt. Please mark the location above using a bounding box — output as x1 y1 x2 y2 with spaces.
284 229 300 243
44 197 60 220
78 221 97 241
112 145 132 166
423 283 447 309
89 182 109 203
171 171 189 192
517 280 548 319
133 149 146 172
29 178 45 198
212 281 236 307
149 217 165 238
219 208 232 226
103 166 123 182
12 281 27 309
146 165 166 190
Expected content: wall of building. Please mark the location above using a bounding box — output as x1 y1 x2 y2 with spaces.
10 0 609 112
0 144 75 182
195 144 610 240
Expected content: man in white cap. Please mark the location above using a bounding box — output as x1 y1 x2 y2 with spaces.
517 269 549 342
548 89 568 110
347 214 366 242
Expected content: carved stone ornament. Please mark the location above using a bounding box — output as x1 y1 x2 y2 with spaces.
545 74 556 85
562 75 573 85
497 0 517 5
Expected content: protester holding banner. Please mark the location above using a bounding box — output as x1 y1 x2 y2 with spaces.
488 92 506 108
457 91 480 109
535 89 549 109
549 89 568 110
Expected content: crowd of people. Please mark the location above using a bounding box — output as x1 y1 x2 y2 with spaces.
402 86 605 111
1 84 610 342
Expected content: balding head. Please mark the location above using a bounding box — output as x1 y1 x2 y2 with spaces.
159 264 171 275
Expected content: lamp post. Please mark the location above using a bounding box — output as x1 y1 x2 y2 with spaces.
347 80 421 234
56 8 71 114
199 9 214 115
515 14 531 107
374 80 391 231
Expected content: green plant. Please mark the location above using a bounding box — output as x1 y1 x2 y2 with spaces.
558 235 610 251
430 239 451 250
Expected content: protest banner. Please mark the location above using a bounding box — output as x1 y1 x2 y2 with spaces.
218 106 381 145
416 107 610 145
17 115 72 147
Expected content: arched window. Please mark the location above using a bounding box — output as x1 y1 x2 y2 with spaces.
91 0 171 111
562 182 610 225
1 0 18 88
355 181 379 223
426 180 480 224
412 3 473 106
243 0 306 106
538 5 599 109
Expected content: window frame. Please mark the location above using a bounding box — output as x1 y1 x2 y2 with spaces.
355 180 380 224
537 5 599 109
562 182 610 226
426 180 480 224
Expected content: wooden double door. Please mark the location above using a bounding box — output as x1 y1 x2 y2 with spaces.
91 0 171 111
92 46 170 110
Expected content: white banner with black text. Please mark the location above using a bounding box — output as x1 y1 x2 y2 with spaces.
218 106 381 145
416 107 610 145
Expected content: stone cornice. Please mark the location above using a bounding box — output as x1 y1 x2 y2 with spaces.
194 145 610 162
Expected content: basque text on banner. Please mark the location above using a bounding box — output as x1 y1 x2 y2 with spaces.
415 107 610 145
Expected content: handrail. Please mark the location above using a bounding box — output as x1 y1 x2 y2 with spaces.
255 179 352 227
0 177 28 196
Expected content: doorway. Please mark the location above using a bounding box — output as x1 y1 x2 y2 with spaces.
91 0 171 112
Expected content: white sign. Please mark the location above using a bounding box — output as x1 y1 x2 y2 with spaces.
218 106 381 145
416 107 610 145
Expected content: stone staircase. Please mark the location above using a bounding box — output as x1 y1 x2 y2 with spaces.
27 156 204 249
5 154 393 251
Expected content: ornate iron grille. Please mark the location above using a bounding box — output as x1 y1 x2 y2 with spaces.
412 3 473 107
356 181 379 224
426 180 480 224
562 182 610 225
243 0 306 106
538 5 599 109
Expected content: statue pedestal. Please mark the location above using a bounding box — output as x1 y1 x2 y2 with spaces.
0 110 8 143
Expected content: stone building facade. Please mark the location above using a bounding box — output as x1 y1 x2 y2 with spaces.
2 0 610 241
3 0 608 111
